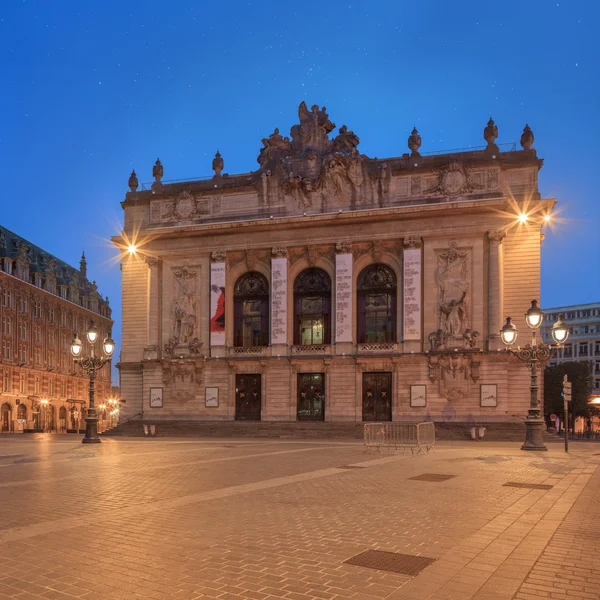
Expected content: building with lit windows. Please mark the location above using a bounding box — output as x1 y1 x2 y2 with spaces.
116 103 553 428
0 225 113 432
542 302 600 391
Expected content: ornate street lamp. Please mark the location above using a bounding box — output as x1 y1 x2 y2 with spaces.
501 302 569 451
71 321 115 444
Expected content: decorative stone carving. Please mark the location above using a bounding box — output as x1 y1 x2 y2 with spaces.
520 124 534 150
163 337 177 357
445 388 464 403
212 150 224 177
288 245 333 266
171 264 198 345
258 128 292 168
188 338 203 356
145 256 160 269
290 102 335 153
487 168 499 189
336 242 352 254
403 236 422 249
271 247 287 259
463 329 480 348
435 241 470 338
151 158 163 191
424 162 485 198
540 232 545 245
428 329 446 351
128 170 138 192
172 391 193 406
211 251 227 263
408 127 422 156
331 125 359 154
428 352 480 384
487 229 507 243
176 190 196 220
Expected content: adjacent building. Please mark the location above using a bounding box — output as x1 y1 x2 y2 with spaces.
0 226 113 432
541 302 600 391
116 103 552 427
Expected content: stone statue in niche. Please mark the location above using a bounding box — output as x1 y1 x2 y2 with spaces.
172 264 198 344
435 242 469 337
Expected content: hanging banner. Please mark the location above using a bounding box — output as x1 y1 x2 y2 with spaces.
210 262 226 346
403 248 422 340
271 258 288 345
335 253 353 343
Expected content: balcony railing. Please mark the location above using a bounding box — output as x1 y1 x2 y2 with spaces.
229 346 269 357
291 344 331 355
357 343 399 353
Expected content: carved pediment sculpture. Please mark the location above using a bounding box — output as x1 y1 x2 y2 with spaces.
435 240 470 338
331 125 360 155
290 102 335 153
424 161 485 198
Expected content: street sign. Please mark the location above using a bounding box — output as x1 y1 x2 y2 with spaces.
563 375 572 402
562 375 571 453
550 414 557 421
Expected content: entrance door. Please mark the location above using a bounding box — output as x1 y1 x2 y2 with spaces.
297 373 325 421
235 374 261 420
1 403 11 432
362 372 392 421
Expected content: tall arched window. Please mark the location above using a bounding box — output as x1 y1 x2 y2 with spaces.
233 272 269 347
357 264 397 343
294 268 331 345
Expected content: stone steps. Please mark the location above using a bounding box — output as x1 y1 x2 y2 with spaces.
102 420 561 443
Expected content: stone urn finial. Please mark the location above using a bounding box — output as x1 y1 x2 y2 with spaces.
408 127 422 156
484 117 498 147
212 150 224 177
152 158 163 191
520 124 534 150
128 169 139 192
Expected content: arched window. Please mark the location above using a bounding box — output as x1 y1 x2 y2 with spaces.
233 272 269 347
357 264 397 343
294 268 331 345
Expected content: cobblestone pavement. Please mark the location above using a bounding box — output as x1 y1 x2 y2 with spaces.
0 436 598 600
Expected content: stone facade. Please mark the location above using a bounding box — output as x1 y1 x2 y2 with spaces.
116 104 553 425
0 225 113 432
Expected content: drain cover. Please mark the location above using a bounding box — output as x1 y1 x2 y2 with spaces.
344 550 435 576
408 473 456 482
503 482 553 490
338 465 367 469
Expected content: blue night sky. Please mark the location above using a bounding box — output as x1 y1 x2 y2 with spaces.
2 0 599 377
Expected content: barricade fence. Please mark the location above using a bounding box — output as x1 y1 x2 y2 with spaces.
364 422 436 454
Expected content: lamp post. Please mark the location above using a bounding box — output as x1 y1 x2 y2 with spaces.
70 322 115 444
500 301 569 451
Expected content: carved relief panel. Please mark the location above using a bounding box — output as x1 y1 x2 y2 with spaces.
434 240 471 339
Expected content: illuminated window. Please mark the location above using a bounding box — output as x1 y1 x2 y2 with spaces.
293 268 331 346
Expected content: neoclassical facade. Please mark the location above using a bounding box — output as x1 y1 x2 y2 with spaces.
117 105 552 425
0 226 113 432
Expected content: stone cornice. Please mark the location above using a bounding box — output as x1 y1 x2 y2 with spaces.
114 197 556 244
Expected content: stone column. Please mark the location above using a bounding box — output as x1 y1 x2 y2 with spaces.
403 236 423 353
487 229 506 350
143 256 161 360
210 251 227 358
335 242 353 355
271 247 288 355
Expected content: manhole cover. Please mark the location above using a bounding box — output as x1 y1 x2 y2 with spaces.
408 473 456 482
503 482 553 490
338 465 367 469
344 550 435 576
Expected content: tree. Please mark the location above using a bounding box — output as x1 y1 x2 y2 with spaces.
544 361 593 431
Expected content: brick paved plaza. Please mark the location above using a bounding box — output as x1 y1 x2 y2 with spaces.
0 436 599 600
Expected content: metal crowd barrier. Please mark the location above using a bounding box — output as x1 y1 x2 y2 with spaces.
364 422 436 454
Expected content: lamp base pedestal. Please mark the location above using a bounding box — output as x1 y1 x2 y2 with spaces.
82 414 101 444
521 416 547 451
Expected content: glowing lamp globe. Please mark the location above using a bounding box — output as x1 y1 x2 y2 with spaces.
70 334 83 357
525 300 543 330
551 313 569 345
500 317 518 346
